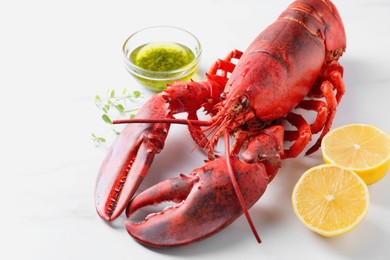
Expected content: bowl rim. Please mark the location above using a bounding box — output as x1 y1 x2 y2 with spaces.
122 25 202 80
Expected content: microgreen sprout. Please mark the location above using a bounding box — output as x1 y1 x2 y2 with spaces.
92 88 142 146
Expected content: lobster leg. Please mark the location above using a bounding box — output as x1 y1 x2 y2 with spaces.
95 50 245 221
283 112 312 159
95 83 220 221
125 125 284 247
296 99 329 134
284 63 345 157
306 66 345 155
241 126 284 182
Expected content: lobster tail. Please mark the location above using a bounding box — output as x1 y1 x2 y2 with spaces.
285 0 346 53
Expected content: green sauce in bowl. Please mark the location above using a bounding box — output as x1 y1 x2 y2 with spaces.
131 42 195 72
123 26 202 92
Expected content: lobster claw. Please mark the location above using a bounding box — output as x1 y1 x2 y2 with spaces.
94 95 172 221
125 157 269 247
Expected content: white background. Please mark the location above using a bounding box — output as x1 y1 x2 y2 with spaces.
1 0 389 259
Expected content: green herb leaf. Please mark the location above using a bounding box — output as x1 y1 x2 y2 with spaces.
133 90 141 98
115 104 124 112
102 114 112 124
95 95 101 107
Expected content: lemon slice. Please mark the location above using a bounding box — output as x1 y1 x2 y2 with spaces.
292 164 369 237
321 124 390 185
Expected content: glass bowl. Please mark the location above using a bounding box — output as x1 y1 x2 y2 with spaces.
122 26 202 92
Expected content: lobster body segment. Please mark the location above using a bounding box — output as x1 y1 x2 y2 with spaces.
95 0 346 247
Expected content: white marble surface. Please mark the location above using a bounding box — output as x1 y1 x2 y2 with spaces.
1 0 390 259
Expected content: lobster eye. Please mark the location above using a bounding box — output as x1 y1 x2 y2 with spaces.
240 96 249 107
220 92 227 101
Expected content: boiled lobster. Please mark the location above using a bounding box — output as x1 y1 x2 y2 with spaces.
95 0 346 247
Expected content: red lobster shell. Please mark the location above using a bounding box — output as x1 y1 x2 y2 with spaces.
95 0 346 247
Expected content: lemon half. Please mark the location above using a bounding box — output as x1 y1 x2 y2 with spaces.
321 124 390 185
292 164 369 237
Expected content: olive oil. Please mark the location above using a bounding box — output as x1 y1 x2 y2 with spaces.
128 42 199 92
131 42 195 72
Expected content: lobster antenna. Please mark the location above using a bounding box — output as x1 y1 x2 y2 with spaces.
224 131 262 244
113 118 212 127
